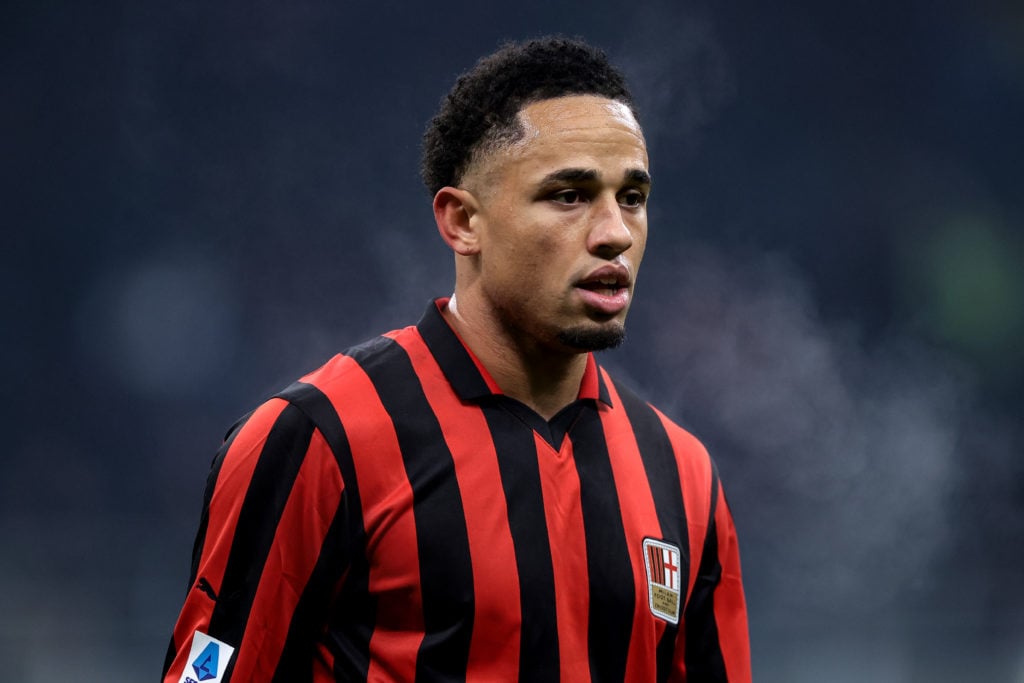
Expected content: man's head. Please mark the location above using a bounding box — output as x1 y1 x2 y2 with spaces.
427 38 650 356
421 37 637 197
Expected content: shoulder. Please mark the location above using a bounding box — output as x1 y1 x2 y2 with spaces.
294 324 420 396
600 370 719 509
252 323 409 401
211 332 402 474
601 370 711 463
600 370 723 552
255 323 425 440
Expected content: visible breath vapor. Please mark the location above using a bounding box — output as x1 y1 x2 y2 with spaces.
630 242 970 614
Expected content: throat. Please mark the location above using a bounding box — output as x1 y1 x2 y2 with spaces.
439 295 590 420
506 352 589 421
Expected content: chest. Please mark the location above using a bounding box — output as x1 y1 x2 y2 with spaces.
345 399 685 636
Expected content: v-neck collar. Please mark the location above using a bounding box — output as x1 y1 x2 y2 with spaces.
416 298 612 449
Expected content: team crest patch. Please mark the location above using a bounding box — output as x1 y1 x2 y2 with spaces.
643 538 682 624
177 630 235 683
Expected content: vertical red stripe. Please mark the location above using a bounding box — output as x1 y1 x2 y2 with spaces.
712 487 752 683
655 545 665 585
536 434 592 683
647 544 657 584
231 429 343 679
164 399 290 683
597 384 666 681
307 354 424 681
395 331 522 680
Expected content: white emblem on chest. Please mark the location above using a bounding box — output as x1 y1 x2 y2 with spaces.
643 537 682 624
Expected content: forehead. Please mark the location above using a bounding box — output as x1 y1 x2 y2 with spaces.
497 95 649 177
518 95 642 137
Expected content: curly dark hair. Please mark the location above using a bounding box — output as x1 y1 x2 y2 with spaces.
420 36 636 195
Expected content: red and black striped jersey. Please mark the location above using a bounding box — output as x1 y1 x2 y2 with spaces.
163 299 751 682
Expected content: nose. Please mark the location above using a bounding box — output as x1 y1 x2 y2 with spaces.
587 195 634 257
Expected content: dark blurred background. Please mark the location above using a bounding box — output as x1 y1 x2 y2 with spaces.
3 1 1022 680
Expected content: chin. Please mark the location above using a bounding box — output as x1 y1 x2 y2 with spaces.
556 323 626 351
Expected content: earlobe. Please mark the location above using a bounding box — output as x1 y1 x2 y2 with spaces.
433 187 481 256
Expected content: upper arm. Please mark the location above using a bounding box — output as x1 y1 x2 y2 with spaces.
163 397 350 682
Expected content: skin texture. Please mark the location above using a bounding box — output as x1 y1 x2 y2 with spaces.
433 95 650 419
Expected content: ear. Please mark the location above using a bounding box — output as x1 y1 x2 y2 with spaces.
433 186 481 256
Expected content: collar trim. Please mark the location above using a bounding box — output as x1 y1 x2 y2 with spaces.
416 298 612 407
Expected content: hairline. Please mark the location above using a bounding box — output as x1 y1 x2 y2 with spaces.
457 93 640 191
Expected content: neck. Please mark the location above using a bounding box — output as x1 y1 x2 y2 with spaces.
442 295 588 421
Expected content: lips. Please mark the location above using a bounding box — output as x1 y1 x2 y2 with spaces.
575 264 632 315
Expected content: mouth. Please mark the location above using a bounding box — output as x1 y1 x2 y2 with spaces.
574 266 632 315
576 278 628 296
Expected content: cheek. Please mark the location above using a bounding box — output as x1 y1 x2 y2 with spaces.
631 223 649 262
505 220 574 267
634 234 648 262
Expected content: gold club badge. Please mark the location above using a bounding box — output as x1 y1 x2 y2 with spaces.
643 538 682 624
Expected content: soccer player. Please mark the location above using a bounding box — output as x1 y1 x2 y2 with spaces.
163 36 751 683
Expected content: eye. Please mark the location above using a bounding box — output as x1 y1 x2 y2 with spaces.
551 189 584 204
619 189 647 207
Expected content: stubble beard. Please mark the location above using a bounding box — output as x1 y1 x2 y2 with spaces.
556 322 626 352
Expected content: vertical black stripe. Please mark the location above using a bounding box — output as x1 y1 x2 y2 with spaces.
683 465 727 681
269 502 347 682
614 382 690 682
417 300 492 399
327 560 375 683
481 401 560 682
271 382 374 683
209 404 317 680
348 336 475 681
570 408 635 682
163 415 251 678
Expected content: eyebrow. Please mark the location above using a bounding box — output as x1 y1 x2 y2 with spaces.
625 168 652 186
539 168 599 185
538 168 652 186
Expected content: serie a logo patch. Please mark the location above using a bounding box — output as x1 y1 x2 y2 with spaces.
643 538 682 624
178 630 236 683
